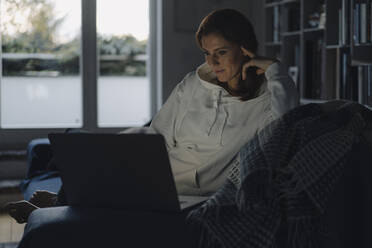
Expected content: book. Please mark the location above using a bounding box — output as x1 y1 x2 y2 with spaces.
342 53 348 99
357 65 372 104
361 2 367 43
294 44 300 66
336 49 341 99
338 9 343 45
369 0 372 42
288 5 300 31
354 4 360 44
340 52 358 101
350 65 359 101
304 39 324 98
315 39 324 98
364 65 371 104
358 66 364 104
368 65 372 106
305 40 314 98
273 6 280 42
341 0 349 45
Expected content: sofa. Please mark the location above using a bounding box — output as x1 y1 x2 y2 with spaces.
17 100 372 248
19 139 197 248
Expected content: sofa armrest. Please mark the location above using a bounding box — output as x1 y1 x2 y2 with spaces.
18 206 196 248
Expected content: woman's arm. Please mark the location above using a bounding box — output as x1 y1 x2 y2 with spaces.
264 61 300 118
241 47 299 118
150 76 190 149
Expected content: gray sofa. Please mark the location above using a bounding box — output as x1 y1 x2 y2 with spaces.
18 206 196 248
17 100 372 248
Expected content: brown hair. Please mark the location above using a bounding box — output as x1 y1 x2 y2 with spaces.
196 9 264 101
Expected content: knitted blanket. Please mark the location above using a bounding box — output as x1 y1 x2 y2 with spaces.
187 101 372 248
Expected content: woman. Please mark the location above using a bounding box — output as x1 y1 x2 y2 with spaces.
5 8 298 223
150 8 299 196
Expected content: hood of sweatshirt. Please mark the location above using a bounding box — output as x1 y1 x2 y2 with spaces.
196 62 220 89
195 62 267 97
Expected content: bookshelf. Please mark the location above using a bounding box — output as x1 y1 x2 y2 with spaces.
264 0 372 106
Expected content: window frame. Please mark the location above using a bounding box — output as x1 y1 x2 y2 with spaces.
0 0 161 150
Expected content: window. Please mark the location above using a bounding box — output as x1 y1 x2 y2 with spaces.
0 0 82 128
97 0 150 127
0 0 160 148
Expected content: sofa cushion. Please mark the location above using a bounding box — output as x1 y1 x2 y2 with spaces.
19 206 196 248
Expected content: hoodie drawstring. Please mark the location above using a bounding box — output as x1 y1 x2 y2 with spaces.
208 90 228 146
208 90 221 136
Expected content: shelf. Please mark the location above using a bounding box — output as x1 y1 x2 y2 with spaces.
326 44 350 49
326 45 341 49
280 0 300 5
351 45 372 65
265 0 299 8
354 43 372 48
303 28 325 33
351 60 372 66
265 2 280 7
264 42 282 46
264 0 372 103
265 1 282 8
281 31 301 37
300 98 328 105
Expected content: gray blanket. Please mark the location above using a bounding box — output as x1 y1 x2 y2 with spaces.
187 101 372 248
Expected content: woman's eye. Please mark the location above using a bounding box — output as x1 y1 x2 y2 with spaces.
203 51 210 56
218 50 227 56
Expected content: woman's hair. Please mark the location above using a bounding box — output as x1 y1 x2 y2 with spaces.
196 9 264 101
196 9 258 53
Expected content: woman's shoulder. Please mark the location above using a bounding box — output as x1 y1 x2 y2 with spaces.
183 70 198 83
175 68 201 95
174 63 218 96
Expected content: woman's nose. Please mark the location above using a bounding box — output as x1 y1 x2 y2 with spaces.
207 54 219 66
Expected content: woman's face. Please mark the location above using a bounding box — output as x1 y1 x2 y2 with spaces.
201 33 245 84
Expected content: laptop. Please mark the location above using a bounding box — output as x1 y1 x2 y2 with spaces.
48 132 208 212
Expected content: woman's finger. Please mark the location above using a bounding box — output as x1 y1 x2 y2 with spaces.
242 62 252 80
7 207 24 223
240 47 255 58
3 202 15 212
256 68 265 75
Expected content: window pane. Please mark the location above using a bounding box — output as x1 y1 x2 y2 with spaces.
0 0 82 128
97 0 150 127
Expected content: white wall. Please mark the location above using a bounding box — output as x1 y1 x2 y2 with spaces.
161 0 265 102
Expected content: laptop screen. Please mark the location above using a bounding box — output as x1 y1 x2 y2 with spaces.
48 133 181 212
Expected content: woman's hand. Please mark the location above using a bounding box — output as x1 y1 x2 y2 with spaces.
240 47 278 80
3 200 38 224
29 190 58 208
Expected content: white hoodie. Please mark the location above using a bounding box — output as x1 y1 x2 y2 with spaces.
150 62 299 195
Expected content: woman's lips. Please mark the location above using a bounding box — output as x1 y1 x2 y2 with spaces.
215 69 224 74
